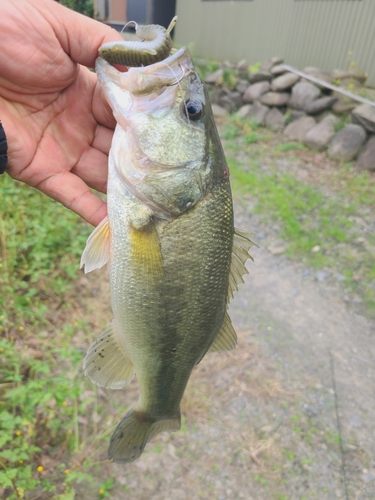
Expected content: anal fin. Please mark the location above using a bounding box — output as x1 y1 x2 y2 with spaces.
83 321 134 389
80 216 110 274
208 312 237 353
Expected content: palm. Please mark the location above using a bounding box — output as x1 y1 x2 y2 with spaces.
0 0 123 225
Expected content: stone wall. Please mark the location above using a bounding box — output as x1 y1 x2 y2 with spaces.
204 57 375 172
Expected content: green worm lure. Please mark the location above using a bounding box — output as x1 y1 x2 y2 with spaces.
99 16 178 67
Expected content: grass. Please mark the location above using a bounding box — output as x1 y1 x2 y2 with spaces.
274 142 307 153
0 175 90 331
222 117 375 314
0 177 118 499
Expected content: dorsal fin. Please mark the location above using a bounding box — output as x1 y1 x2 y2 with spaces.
228 228 256 302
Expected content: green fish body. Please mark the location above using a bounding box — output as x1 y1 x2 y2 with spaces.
81 47 253 464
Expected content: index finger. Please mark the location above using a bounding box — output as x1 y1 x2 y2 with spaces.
45 0 125 68
37 170 108 226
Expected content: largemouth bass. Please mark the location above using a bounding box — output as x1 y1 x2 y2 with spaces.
81 45 254 464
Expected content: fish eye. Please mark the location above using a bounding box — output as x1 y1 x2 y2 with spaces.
183 99 204 121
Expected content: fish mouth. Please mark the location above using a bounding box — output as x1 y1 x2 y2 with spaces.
96 47 194 98
126 47 194 96
132 46 192 74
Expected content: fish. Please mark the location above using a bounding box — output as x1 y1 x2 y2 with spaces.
99 16 178 67
80 43 254 464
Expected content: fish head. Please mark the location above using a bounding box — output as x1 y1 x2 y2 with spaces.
96 47 228 218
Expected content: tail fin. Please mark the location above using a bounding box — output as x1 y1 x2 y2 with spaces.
108 408 181 464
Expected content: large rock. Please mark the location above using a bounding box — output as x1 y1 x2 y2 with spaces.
236 79 250 94
351 104 375 133
209 87 230 105
284 116 316 142
211 104 229 118
289 82 321 110
356 136 375 171
271 72 300 91
331 95 357 115
260 56 284 72
327 124 367 162
218 95 236 114
249 71 273 84
243 81 270 103
304 114 338 151
260 92 290 107
303 67 332 85
304 96 338 115
205 68 224 85
331 69 367 84
289 110 307 122
265 108 286 132
271 64 288 76
236 104 252 119
228 91 244 110
210 88 242 113
237 59 249 79
246 101 269 125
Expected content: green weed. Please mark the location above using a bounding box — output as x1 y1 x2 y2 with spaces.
0 178 118 498
254 474 268 486
0 176 91 331
283 449 295 462
334 116 349 132
244 131 269 144
249 62 261 74
223 123 242 140
98 477 115 498
274 142 307 153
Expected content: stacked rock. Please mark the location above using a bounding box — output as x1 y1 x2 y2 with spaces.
205 57 375 171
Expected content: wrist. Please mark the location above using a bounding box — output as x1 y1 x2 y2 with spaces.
0 121 8 174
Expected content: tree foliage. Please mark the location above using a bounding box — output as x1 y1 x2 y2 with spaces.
57 0 94 18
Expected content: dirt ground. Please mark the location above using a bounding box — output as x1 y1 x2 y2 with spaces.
73 188 375 500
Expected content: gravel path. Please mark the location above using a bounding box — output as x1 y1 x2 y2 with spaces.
229 204 375 499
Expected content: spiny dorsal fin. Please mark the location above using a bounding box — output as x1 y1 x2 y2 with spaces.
228 228 256 302
83 321 134 389
208 312 237 353
80 216 110 274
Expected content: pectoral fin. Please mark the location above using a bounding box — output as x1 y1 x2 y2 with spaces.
80 216 110 274
228 228 256 302
83 321 134 389
208 312 237 353
129 220 163 280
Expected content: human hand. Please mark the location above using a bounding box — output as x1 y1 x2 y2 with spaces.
0 0 124 226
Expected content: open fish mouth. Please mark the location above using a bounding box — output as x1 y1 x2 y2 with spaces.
96 47 194 98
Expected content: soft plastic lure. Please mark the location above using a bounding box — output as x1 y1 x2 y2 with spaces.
99 16 177 67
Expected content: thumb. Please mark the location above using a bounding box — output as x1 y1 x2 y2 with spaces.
46 0 124 68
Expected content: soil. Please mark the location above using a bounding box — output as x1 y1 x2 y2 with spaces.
73 152 375 500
